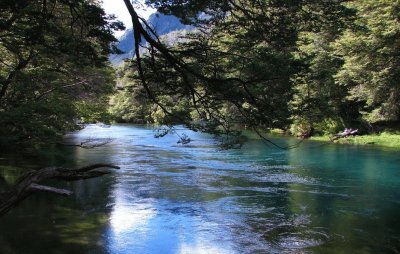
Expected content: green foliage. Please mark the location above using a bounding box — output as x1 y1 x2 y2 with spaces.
314 118 345 135
334 0 400 122
0 0 122 147
117 0 400 139
109 61 193 124
4 0 395 145
290 117 313 137
150 96 192 124
0 99 79 146
290 116 344 137
75 99 112 124
290 5 355 135
108 0 399 141
288 0 400 134
122 0 324 134
109 89 153 123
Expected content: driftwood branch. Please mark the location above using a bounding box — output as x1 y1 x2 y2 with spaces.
331 128 359 141
57 138 114 149
0 163 120 216
28 183 73 196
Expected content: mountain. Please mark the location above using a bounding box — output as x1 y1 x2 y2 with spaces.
109 13 193 66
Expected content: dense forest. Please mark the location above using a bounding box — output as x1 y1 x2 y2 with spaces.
0 0 123 147
1 0 399 147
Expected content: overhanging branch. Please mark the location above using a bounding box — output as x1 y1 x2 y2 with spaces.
0 163 120 216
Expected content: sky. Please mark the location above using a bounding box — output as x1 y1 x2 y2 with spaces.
101 0 155 37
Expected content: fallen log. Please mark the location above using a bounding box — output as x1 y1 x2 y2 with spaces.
331 128 359 141
0 163 119 217
57 138 114 149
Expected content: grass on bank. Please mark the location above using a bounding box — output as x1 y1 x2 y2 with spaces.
310 132 400 149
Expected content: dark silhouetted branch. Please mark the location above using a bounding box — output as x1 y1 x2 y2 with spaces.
0 163 120 216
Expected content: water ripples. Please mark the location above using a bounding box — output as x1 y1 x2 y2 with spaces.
64 124 400 253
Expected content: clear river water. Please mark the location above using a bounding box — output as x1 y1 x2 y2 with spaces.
0 124 399 254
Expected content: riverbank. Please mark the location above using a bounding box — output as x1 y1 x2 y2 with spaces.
309 132 400 150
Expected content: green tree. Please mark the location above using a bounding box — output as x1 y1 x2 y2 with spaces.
122 0 354 141
290 4 357 136
334 0 400 122
0 0 123 146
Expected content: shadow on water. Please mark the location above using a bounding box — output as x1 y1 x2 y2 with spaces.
1 124 400 253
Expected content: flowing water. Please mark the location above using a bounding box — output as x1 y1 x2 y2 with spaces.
0 124 399 253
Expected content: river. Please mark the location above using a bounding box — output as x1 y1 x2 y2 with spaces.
0 124 399 253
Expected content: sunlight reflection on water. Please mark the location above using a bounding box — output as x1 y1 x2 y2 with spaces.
110 202 156 234
73 125 398 254
2 124 399 254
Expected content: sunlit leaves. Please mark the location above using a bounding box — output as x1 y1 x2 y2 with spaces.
0 0 121 146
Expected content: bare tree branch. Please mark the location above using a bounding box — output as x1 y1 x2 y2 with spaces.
28 183 73 196
58 137 114 149
34 80 89 101
0 163 120 216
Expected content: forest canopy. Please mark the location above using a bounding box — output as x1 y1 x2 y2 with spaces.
112 0 399 141
1 0 399 147
0 0 123 146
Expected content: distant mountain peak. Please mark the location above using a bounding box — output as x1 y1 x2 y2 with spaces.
147 13 192 35
109 13 194 66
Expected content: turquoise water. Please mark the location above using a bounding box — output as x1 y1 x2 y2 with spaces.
0 124 399 253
